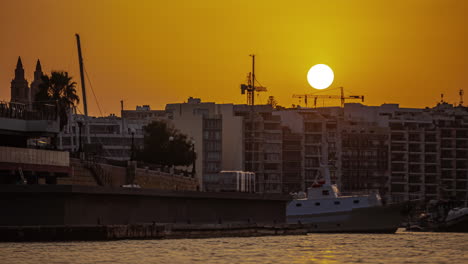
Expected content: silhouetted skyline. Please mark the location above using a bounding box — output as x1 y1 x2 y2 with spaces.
1 0 467 116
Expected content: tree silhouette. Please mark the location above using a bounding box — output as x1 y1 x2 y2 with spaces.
35 71 79 131
266 96 278 108
137 121 195 167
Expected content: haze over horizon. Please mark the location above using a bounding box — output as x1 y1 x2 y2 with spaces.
1 0 467 116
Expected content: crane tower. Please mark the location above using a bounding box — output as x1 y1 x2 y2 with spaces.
240 55 267 105
293 87 364 108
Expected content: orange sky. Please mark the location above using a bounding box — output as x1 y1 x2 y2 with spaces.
1 0 467 116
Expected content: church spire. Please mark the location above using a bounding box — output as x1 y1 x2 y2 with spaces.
11 56 29 104
14 56 25 79
34 59 43 81
31 59 44 103
35 59 42 71
16 56 23 68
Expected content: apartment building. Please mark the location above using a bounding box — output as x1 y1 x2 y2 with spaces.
58 98 467 200
59 114 144 160
282 126 302 193
340 125 389 194
166 98 244 189
275 109 337 190
234 105 283 193
344 102 468 202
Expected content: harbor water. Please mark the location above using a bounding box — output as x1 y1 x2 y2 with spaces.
1 230 467 264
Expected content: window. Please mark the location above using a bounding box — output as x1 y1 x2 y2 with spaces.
334 201 340 205
353 200 360 204
207 152 220 160
322 190 329 196
296 203 302 207
315 202 320 206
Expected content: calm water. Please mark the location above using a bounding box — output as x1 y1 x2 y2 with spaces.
1 230 467 264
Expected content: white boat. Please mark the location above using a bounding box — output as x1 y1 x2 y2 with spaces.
443 207 468 232
286 165 404 233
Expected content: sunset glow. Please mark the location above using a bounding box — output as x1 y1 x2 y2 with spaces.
0 0 467 114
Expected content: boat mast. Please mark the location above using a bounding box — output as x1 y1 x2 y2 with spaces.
75 34 88 117
75 34 90 144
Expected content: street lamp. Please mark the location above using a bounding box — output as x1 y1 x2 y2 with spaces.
77 121 83 153
191 139 196 178
130 128 136 161
168 136 174 173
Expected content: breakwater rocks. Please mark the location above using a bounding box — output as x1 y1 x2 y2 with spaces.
0 223 307 242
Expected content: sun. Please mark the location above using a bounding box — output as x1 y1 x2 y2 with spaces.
307 64 334 90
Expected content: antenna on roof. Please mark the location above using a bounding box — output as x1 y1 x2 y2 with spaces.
459 89 464 106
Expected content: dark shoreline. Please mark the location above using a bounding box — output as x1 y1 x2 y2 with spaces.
0 223 307 242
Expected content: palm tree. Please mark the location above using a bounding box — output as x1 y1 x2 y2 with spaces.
35 71 80 131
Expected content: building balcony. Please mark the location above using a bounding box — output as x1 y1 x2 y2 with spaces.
408 136 421 142
0 146 70 173
391 146 407 152
391 177 407 183
409 146 422 152
283 145 302 151
263 129 282 133
304 141 322 145
441 144 455 149
391 137 407 142
390 166 407 173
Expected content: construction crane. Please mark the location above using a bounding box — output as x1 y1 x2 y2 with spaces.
292 87 364 108
240 54 267 105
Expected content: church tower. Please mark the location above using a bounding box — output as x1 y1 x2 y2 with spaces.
10 56 30 104
30 59 43 103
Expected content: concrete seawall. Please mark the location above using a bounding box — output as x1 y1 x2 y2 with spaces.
0 223 307 242
0 185 289 226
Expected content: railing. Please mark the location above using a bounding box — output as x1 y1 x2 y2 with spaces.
0 146 69 167
84 158 113 186
0 101 57 121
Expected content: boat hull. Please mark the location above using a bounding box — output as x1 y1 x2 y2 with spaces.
434 214 468 233
287 203 405 233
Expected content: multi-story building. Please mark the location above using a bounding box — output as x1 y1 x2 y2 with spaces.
56 94 468 201
435 106 468 202
281 126 302 193
340 125 389 194
343 102 468 203
275 109 337 189
121 105 166 121
234 105 283 193
59 113 144 160
166 98 244 189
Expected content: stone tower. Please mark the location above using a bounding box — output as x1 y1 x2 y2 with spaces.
30 59 43 103
10 57 30 104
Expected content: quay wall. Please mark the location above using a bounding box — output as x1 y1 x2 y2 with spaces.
0 185 287 226
0 223 307 242
58 159 198 191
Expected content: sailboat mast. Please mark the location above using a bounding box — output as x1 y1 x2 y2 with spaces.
75 34 88 117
